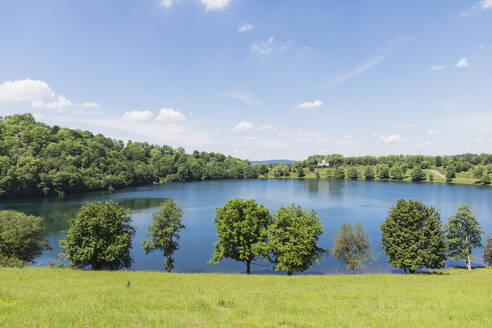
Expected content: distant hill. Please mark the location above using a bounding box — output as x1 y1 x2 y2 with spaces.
251 159 294 165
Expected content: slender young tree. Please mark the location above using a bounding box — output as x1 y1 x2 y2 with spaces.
445 203 483 271
483 234 492 267
209 198 271 274
61 201 135 270
333 223 373 274
268 204 325 275
380 199 447 273
142 199 185 272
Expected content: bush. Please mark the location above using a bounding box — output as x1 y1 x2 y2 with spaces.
0 254 26 268
0 210 48 264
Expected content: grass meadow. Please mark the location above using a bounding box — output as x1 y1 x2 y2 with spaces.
0 267 491 327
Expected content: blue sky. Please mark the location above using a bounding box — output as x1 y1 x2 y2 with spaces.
0 0 491 160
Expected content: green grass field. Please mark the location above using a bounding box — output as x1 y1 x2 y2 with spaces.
1 268 491 327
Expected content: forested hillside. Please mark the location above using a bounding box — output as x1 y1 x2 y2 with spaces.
0 114 258 199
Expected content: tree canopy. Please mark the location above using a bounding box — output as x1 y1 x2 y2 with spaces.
333 223 373 274
380 199 447 273
0 210 48 265
60 201 136 270
210 198 272 274
445 203 483 271
142 199 185 272
268 204 325 275
484 234 492 267
0 113 258 199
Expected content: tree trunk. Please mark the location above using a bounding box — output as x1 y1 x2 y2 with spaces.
404 267 407 274
351 269 355 274
246 260 251 274
467 255 472 271
287 271 292 276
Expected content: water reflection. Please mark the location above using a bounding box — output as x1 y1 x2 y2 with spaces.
0 179 490 273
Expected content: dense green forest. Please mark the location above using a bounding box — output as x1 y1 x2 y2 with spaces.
0 114 258 199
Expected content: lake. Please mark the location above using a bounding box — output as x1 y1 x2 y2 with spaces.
1 179 491 274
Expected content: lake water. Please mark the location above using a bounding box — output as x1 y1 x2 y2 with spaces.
1 179 491 274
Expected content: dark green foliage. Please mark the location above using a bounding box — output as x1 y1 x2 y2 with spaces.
268 204 325 275
0 254 26 268
376 164 390 179
410 167 426 181
390 166 404 180
0 113 257 199
0 210 48 265
484 234 492 267
482 174 491 185
347 167 358 180
60 201 136 270
297 167 305 178
142 199 185 272
333 223 373 274
334 167 345 179
364 166 375 180
446 167 456 182
444 204 483 271
380 199 447 273
210 199 272 274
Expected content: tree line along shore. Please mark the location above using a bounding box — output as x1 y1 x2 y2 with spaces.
1 113 491 200
1 198 491 274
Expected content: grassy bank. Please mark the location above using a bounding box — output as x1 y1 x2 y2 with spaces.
261 167 492 187
1 268 491 327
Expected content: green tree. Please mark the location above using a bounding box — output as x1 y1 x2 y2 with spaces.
376 164 390 179
333 223 373 274
390 166 404 180
484 234 492 267
410 167 426 181
0 210 48 265
364 166 375 180
210 199 272 274
481 174 491 185
446 167 456 182
268 204 325 275
347 167 359 180
380 199 447 273
472 167 483 181
297 167 305 178
60 201 135 270
142 199 185 272
334 167 345 179
444 204 483 271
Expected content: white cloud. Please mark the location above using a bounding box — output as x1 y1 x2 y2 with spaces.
122 110 154 122
251 37 275 55
238 24 253 32
158 0 173 7
474 137 485 142
430 65 445 71
481 0 492 9
296 100 322 109
417 141 436 148
201 0 231 11
79 102 99 108
0 79 54 102
32 95 72 109
0 78 96 111
233 121 254 132
155 108 186 122
379 135 406 143
456 58 469 67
